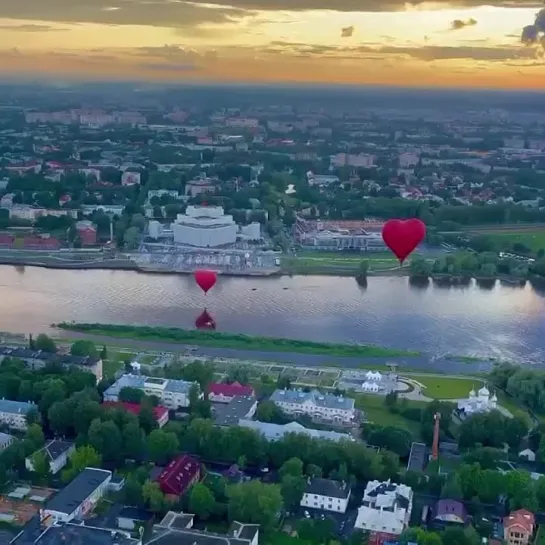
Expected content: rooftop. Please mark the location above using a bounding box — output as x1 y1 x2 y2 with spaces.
102 401 168 421
0 346 99 368
238 419 354 443
305 478 351 500
212 396 256 427
45 468 111 516
270 389 355 411
103 374 195 398
0 399 37 415
28 440 74 463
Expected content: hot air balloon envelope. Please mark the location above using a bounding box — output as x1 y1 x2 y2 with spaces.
195 309 216 330
194 269 217 294
382 218 426 263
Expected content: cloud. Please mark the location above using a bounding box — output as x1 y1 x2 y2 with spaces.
0 23 68 32
0 0 542 30
521 7 545 49
137 62 197 71
450 18 477 30
263 40 539 62
341 25 354 37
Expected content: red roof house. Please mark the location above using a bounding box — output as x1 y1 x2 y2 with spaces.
504 509 535 545
155 454 201 497
102 401 169 427
207 382 255 403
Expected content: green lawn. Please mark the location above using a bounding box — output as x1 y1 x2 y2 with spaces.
267 532 312 545
473 230 545 252
354 393 426 434
407 375 482 399
57 322 419 358
495 390 533 426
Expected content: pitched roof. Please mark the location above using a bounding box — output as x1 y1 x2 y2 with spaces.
504 509 535 533
435 499 466 520
208 382 254 397
304 478 350 499
156 455 200 496
102 401 168 422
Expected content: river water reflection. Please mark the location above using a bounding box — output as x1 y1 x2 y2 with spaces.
0 265 543 363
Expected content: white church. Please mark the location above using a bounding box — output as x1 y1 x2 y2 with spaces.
457 385 497 417
361 371 383 393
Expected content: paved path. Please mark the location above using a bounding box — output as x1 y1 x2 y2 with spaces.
58 331 494 374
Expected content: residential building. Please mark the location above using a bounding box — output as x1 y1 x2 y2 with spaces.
148 510 259 545
156 455 201 498
0 432 13 451
25 440 75 475
41 467 112 523
238 419 354 442
103 374 198 409
212 396 258 427
433 499 467 525
0 346 103 382
11 521 140 545
354 480 413 536
300 478 351 513
269 389 356 424
102 401 169 428
503 509 535 545
0 400 37 430
208 382 255 403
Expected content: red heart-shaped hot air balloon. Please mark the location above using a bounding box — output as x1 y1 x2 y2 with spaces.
195 309 216 330
194 269 217 294
382 218 426 263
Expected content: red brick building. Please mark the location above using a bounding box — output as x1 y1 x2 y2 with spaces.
102 401 169 428
156 455 201 498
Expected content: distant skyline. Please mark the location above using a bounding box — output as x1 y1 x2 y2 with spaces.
0 0 543 89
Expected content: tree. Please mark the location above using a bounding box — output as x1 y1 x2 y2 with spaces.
358 260 369 278
123 226 140 249
138 404 157 435
256 400 285 423
188 483 216 520
147 429 179 465
122 422 146 461
119 387 145 404
279 457 304 479
100 345 108 360
142 480 166 512
24 424 45 452
70 340 97 358
281 474 306 510
31 450 51 485
296 518 335 543
441 473 463 500
227 481 282 530
88 419 123 463
34 334 56 353
62 445 102 482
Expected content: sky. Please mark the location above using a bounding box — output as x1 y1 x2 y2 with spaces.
0 0 543 89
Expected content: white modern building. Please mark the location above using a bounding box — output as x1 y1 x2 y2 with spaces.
103 374 198 409
26 440 75 475
361 382 380 393
238 419 354 443
457 385 497 416
269 389 356 424
300 478 351 513
172 206 238 247
0 399 37 430
354 479 413 535
41 468 112 523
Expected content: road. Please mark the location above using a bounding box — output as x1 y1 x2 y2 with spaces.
58 331 493 374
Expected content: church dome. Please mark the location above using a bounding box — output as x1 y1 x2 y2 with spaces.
469 388 476 397
478 385 490 397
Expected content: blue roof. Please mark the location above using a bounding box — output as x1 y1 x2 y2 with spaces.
0 399 36 415
239 419 354 442
270 389 355 410
0 432 12 446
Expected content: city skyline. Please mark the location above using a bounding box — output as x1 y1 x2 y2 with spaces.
0 0 543 88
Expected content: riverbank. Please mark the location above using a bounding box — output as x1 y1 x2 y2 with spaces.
54 322 420 358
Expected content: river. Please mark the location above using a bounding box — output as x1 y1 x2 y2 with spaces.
0 265 544 364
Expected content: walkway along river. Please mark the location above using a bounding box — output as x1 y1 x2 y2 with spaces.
1 265 545 366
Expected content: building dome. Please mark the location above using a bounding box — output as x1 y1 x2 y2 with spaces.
469 388 476 398
478 385 489 397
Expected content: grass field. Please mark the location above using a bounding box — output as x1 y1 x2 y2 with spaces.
355 393 427 434
407 375 482 399
57 322 420 358
282 251 401 274
467 225 545 253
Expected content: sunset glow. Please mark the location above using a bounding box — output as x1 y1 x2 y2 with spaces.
0 0 543 87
